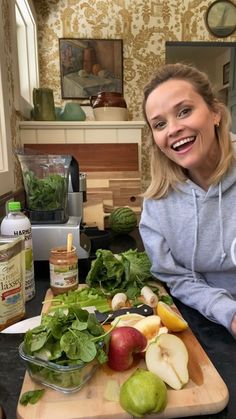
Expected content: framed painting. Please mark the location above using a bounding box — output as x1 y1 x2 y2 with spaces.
59 38 123 101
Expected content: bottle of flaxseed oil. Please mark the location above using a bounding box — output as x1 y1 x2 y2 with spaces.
1 201 35 301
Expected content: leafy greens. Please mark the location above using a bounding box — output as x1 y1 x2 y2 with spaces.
24 306 109 364
20 389 45 406
85 249 152 297
24 170 67 210
46 286 111 313
22 306 110 390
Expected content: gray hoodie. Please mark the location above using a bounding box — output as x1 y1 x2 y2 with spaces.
140 154 236 336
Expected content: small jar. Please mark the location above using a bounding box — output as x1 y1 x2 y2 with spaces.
49 246 78 295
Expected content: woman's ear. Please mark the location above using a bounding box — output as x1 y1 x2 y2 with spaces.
213 109 221 126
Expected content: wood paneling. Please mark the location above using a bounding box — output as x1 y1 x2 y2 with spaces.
24 143 139 172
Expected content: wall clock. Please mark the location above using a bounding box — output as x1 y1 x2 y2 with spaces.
205 0 236 37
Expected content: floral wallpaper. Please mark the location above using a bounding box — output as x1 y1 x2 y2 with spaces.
34 0 223 118
33 0 236 186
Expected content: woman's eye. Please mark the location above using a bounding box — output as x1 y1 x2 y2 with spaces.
178 107 191 118
153 120 166 130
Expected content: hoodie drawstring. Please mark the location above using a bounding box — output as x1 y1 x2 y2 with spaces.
218 182 226 265
191 189 198 280
191 184 226 279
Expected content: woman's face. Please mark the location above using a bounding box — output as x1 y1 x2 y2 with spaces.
145 79 221 175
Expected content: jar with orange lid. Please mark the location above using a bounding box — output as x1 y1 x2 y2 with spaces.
49 246 78 296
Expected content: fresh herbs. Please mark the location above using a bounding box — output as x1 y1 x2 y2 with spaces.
20 389 45 406
47 287 111 313
85 249 152 298
24 171 67 210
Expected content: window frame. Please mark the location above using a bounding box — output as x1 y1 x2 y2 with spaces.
13 0 39 118
0 0 39 196
0 5 14 195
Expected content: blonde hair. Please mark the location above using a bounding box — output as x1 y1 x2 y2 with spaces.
143 63 234 199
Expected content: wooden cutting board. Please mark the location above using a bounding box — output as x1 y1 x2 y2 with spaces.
17 289 229 419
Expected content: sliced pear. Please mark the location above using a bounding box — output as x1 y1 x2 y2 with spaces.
145 333 189 390
148 327 168 345
133 315 161 341
110 313 145 327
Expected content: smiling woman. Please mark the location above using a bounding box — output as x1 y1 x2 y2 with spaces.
140 62 236 339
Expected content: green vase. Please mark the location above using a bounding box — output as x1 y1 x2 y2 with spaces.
33 88 56 121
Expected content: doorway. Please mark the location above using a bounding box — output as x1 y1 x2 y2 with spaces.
165 41 236 132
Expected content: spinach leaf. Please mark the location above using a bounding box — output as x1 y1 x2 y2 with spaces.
60 330 97 362
71 318 88 331
20 389 45 406
30 331 48 352
87 313 104 336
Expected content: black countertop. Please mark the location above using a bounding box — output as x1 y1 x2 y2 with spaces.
0 230 235 419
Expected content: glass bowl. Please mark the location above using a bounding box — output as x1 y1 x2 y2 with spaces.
19 342 99 393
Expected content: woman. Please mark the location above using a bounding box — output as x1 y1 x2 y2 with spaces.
139 63 236 337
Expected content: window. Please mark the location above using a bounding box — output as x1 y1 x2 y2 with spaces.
0 0 38 195
0 67 8 172
0 6 14 195
14 0 39 117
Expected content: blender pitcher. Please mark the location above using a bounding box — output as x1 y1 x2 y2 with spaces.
17 152 72 224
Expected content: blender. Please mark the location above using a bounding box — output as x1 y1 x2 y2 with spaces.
17 153 71 224
17 152 90 260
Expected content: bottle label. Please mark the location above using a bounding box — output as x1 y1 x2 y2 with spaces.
1 220 35 301
0 252 25 326
13 227 32 243
50 262 78 289
24 248 35 301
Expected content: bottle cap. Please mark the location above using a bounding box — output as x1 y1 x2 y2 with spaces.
8 201 21 211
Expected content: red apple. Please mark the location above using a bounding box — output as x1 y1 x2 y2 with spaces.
108 326 147 371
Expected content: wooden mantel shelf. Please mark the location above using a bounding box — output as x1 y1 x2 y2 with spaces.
19 120 145 130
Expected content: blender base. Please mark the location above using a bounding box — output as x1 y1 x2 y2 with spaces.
31 216 90 261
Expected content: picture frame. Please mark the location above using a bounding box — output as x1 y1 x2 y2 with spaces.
205 0 236 38
223 62 230 85
59 38 123 102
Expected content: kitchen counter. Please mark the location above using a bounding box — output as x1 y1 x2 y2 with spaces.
0 230 235 419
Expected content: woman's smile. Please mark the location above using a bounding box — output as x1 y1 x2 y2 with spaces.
171 136 196 152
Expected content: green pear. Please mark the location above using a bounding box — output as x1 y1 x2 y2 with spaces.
119 368 167 417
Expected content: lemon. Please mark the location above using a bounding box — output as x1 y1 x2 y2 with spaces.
111 313 145 327
157 301 188 332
